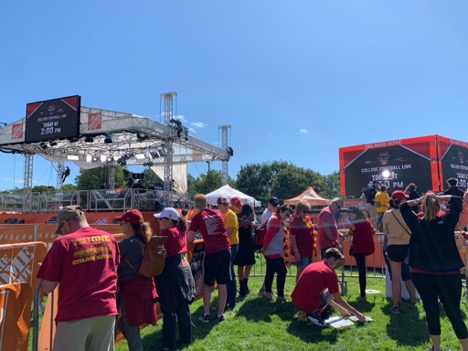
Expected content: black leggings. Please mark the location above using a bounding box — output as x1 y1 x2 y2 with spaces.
353 254 367 297
411 273 468 339
265 257 287 298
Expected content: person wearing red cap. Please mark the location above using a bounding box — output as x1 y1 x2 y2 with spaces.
114 209 158 351
37 206 120 351
382 191 417 314
231 196 256 297
154 207 195 351
187 194 231 323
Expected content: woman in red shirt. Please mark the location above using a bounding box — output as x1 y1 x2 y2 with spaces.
154 207 195 351
289 200 316 282
347 206 375 299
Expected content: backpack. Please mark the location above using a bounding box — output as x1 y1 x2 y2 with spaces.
253 224 267 251
124 236 167 278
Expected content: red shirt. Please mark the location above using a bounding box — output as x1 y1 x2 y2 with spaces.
37 227 120 322
289 215 315 258
160 226 188 257
188 208 230 254
291 260 339 312
317 207 339 250
349 219 375 255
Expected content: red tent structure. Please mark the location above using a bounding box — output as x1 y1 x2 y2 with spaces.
284 186 330 206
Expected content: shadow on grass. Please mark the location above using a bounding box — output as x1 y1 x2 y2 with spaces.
383 300 427 348
235 296 295 322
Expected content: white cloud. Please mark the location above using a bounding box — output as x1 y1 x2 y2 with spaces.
191 122 207 129
188 127 197 134
299 129 309 134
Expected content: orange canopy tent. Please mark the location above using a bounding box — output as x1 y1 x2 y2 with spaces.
284 186 330 206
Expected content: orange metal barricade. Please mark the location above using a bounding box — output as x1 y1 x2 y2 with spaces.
0 242 47 351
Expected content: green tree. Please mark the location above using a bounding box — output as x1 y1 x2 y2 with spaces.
236 161 292 201
188 170 235 195
142 168 163 189
62 183 78 192
321 172 340 199
75 166 126 190
31 185 55 193
236 161 338 203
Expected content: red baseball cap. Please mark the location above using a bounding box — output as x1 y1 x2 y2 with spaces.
391 190 409 201
114 209 144 225
231 196 244 207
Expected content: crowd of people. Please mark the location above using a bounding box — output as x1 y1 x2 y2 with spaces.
36 178 468 351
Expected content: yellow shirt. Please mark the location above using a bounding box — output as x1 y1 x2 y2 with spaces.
374 191 390 214
222 208 239 245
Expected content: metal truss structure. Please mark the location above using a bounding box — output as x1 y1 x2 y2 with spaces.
0 103 231 193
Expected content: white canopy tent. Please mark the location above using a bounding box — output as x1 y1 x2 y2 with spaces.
205 185 261 207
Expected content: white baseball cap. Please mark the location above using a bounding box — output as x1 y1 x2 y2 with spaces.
154 207 180 220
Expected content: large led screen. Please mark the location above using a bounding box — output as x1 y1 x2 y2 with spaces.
440 144 468 191
343 145 433 197
25 95 81 143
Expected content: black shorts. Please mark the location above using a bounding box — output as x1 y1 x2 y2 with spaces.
203 249 231 286
387 244 409 263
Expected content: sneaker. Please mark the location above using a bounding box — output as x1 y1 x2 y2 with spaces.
198 314 210 323
390 306 400 314
306 313 326 327
276 296 287 304
216 314 225 322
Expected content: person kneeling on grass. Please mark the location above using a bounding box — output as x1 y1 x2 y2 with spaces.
290 248 366 326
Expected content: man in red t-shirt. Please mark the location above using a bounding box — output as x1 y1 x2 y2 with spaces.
37 206 120 351
187 194 231 323
291 248 366 326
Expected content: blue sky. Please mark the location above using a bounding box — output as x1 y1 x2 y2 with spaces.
1 1 467 191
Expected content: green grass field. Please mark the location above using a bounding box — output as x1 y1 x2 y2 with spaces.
115 274 468 351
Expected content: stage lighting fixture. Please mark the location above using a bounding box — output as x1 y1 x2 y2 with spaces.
84 136 94 143
49 141 58 146
86 155 92 162
39 142 48 150
150 151 161 159
136 132 149 141
67 155 80 161
92 156 99 162
100 155 107 163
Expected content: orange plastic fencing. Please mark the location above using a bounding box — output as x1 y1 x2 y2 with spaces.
0 242 47 351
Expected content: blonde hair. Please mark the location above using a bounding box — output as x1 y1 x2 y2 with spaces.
295 200 311 214
194 194 207 210
421 193 440 221
330 197 344 208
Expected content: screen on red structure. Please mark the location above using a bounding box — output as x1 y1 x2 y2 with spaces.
342 145 433 197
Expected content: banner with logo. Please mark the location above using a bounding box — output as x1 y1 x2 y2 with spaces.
0 283 32 351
